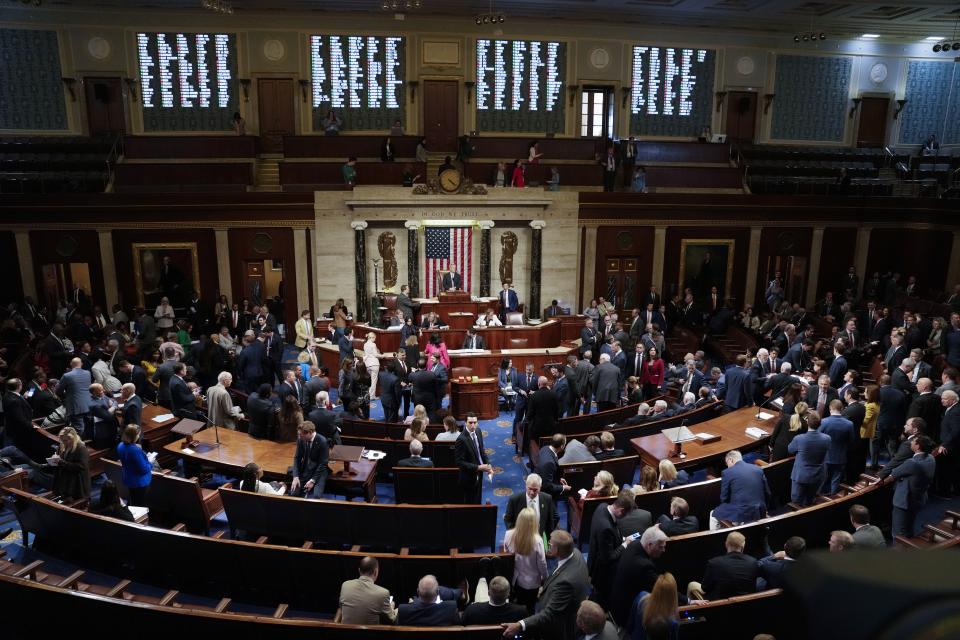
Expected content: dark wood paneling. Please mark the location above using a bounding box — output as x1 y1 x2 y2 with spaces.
755 227 813 308
816 227 858 301
856 97 889 148
635 142 731 164
283 135 422 158
464 162 603 187
114 162 253 187
0 231 23 305
280 161 425 186
467 137 598 161
30 230 104 310
228 228 298 327
257 78 296 153
84 77 126 137
594 227 655 309
645 166 742 189
663 226 751 308
423 80 459 151
123 136 256 159
111 229 218 313
726 92 757 144
865 228 952 298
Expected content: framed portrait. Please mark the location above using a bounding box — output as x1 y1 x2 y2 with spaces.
678 239 735 303
132 242 200 309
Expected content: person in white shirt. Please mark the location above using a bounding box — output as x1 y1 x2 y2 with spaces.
476 309 503 328
154 297 175 331
363 332 381 401
435 415 461 442
502 507 548 612
91 357 121 395
239 462 285 495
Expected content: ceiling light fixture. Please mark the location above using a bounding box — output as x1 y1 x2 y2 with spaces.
199 0 233 14
934 16 960 53
475 0 505 27
383 0 421 12
861 34 880 39
793 32 826 45
925 36 944 41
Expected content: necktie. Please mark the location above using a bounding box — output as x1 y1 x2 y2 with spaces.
471 431 481 460
635 356 640 373
527 374 532 388
817 392 826 415
682 375 691 395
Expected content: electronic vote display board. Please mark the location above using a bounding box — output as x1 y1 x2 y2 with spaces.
629 45 716 137
136 31 239 131
475 38 566 133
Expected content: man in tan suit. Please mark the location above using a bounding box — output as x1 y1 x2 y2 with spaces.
336 556 398 625
206 371 242 430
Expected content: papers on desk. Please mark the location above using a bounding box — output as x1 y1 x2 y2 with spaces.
45 455 60 466
362 449 386 461
770 397 785 409
745 427 769 440
146 451 158 464
694 432 718 442
128 506 149 521
181 448 195 455
385 325 402 331
448 348 489 354
756 412 776 421
662 426 697 443
152 413 175 423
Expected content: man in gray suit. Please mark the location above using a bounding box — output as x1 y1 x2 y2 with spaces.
501 530 590 640
336 556 398 625
889 435 936 537
58 357 91 430
397 284 418 320
849 504 885 548
787 412 830 506
575 600 620 640
591 353 622 411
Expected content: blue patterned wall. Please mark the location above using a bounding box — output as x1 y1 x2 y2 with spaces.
771 55 851 142
899 61 960 145
0 29 68 130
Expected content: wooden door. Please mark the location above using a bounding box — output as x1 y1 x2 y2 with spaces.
257 78 296 153
423 80 459 151
600 258 641 311
856 97 889 148
245 261 266 306
725 91 757 143
84 77 125 137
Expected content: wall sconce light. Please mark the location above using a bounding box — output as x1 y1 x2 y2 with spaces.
848 97 862 119
61 77 77 102
297 79 310 103
568 85 579 107
715 91 727 113
124 78 138 102
620 87 631 109
894 99 907 120
408 80 419 102
464 81 475 104
239 78 251 102
763 93 775 114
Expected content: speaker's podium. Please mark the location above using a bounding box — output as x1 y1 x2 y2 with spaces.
437 270 465 298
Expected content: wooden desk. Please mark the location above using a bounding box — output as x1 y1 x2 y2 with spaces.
338 321 563 354
140 404 182 466
449 378 498 420
629 407 776 471
163 429 378 502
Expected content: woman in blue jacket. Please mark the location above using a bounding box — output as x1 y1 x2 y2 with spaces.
116 425 153 506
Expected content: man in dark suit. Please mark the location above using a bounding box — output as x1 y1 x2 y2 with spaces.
819 400 856 495
749 349 774 406
44 324 70 378
501 530 590 640
785 339 814 374
277 369 304 410
338 327 355 367
396 285 418 320
526 376 560 442
58 357 92 429
788 412 831 506
116 360 149 400
378 367 401 423
807 375 839 418
878 417 925 479
306 393 342 445
657 496 700 536
428 354 448 411
246 383 277 440
850 504 885 548
410 359 438 415
907 378 942 442
289 421 329 499
398 575 460 626
588 491 634 607
580 318 600 359
536 433 571 502
512 363 537 448
118 383 143 428
593 431 624 460
890 435 936 537
756 536 805 590
688 531 758 601
828 343 848 390
397 439 433 467
716 354 753 412
498 283 519 321
624 342 645 380
390 351 413 418
711 449 769 528
591 354 621 412
461 328 486 350
609 526 667 626
462 577 526 626
169 363 198 419
235 337 265 392
454 413 491 504
504 473 558 535
261 327 283 385
892 358 918 398
441 271 462 291
2 379 36 454
884 333 909 375
936 390 960 495
877 374 909 461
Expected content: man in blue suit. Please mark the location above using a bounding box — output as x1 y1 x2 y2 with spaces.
338 326 355 366
58 357 92 429
498 282 519 322
398 575 462 626
788 412 831 506
756 536 805 590
513 363 537 450
236 335 265 392
678 359 705 399
710 449 770 529
889 435 936 537
716 354 753 412
819 400 856 494
827 341 848 390
877 374 908 463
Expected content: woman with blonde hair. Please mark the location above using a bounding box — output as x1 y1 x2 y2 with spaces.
45 426 91 500
627 571 680 640
634 465 658 494
580 470 618 505
403 418 430 443
363 332 381 401
770 400 809 461
658 459 689 489
862 384 881 469
404 403 428 425
501 506 547 613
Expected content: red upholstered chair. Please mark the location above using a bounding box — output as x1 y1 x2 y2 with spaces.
451 367 474 379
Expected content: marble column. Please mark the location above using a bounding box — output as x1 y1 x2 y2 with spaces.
478 220 495 297
854 226 872 291
98 231 119 310
806 226 825 308
744 226 763 307
581 226 598 309
293 228 310 317
529 220 546 320
405 220 420 297
351 221 369 322
651 225 667 292
15 231 37 301
947 231 960 291
214 229 232 301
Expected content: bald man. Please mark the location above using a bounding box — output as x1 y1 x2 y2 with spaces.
526 375 560 442
907 378 943 440
58 357 92 429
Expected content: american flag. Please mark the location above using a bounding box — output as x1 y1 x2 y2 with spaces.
424 226 472 298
